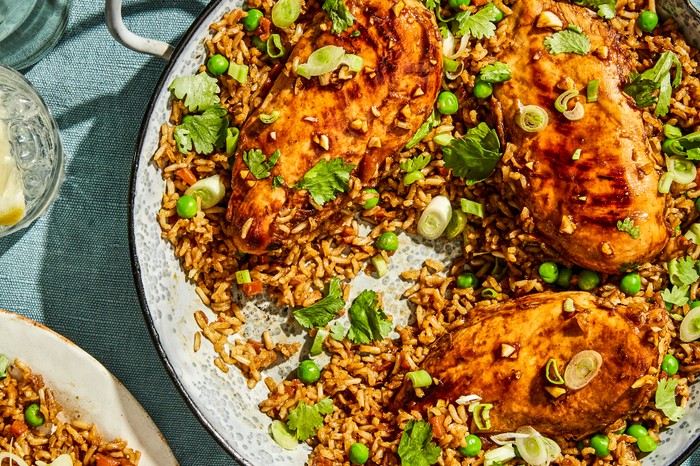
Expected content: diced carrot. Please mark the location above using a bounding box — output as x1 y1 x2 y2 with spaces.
258 17 272 41
429 414 446 439
10 419 28 438
242 280 264 296
94 453 122 466
175 168 197 186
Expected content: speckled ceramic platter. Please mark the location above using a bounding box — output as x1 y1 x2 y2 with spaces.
128 0 700 464
0 309 178 466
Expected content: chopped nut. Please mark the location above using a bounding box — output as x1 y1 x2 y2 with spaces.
563 298 575 313
270 131 277 141
350 119 368 133
578 195 588 202
595 46 609 59
395 120 412 129
413 87 425 97
640 162 654 175
303 116 318 123
601 242 613 256
501 344 518 358
560 215 576 234
368 137 382 148
246 180 256 188
536 11 563 30
525 162 535 170
319 134 330 150
392 1 405 16
545 386 566 398
319 73 331 86
338 66 353 80
371 106 381 118
240 169 250 179
400 104 412 120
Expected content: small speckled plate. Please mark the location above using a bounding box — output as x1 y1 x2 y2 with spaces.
0 309 178 465
123 0 700 464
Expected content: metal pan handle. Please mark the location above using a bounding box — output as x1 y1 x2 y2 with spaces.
105 0 175 59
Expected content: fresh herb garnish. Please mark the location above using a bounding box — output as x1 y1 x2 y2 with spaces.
397 420 442 466
623 51 682 117
272 175 285 189
616 217 640 239
243 148 281 179
661 285 690 307
322 0 355 34
479 62 511 83
406 111 439 149
293 158 355 206
668 257 699 287
286 398 335 441
347 290 393 344
664 128 700 159
442 122 502 183
400 153 431 173
655 378 685 421
544 28 591 55
173 106 229 154
293 278 345 328
454 3 501 40
330 321 347 341
0 354 8 379
169 72 221 112
260 111 280 124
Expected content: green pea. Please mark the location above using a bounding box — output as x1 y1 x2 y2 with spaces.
695 197 700 213
348 442 369 464
578 269 600 291
241 9 264 31
538 262 559 284
251 36 267 52
207 54 229 76
437 91 459 115
362 189 379 209
473 80 493 99
620 273 641 295
176 195 198 219
403 171 424 186
636 434 657 453
456 273 478 289
556 267 573 288
590 434 610 457
661 353 679 376
298 360 321 384
24 403 45 427
376 232 399 251
448 0 470 9
637 10 659 32
493 6 504 22
458 434 482 457
625 424 648 439
445 210 468 239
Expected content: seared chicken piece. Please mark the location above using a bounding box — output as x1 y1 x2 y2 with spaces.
226 0 442 254
394 292 668 438
492 0 669 273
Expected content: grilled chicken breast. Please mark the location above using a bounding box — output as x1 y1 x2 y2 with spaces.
492 0 669 273
225 0 442 254
394 292 668 438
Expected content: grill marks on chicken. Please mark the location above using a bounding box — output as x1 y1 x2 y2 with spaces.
393 292 669 438
225 0 443 254
492 0 669 273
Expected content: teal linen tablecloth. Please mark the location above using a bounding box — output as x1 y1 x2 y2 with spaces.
0 1 699 466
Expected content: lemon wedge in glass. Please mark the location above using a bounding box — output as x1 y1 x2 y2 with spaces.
0 122 25 227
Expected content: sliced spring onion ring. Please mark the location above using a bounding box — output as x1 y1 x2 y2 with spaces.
587 79 599 102
226 127 240 154
490 432 531 446
545 358 565 385
297 45 345 78
185 174 226 209
260 110 280 124
482 288 498 298
310 328 328 357
228 62 249 84
664 124 683 139
516 105 549 132
340 53 363 72
667 156 697 185
515 426 548 466
555 89 579 113
270 420 299 450
461 198 484 218
484 444 517 466
684 223 700 245
658 172 674 194
266 34 286 58
680 306 700 342
445 60 465 81
470 403 493 430
236 270 252 285
0 452 30 466
406 370 432 388
371 254 389 278
564 350 602 390
417 195 452 240
543 437 562 461
37 455 74 466
433 133 454 146
572 148 582 160
563 297 575 312
271 0 301 28
456 394 482 405
563 102 585 121
443 57 460 73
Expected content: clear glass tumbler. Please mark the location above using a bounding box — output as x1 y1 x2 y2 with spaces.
0 0 69 70
0 65 64 239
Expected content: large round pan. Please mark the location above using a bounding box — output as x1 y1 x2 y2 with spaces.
108 0 700 464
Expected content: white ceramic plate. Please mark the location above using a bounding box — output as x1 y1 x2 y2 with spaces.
128 0 700 464
0 309 178 466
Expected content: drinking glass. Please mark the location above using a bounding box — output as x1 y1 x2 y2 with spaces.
0 65 64 238
0 0 69 70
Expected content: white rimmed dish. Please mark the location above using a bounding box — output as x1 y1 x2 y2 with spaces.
0 308 178 466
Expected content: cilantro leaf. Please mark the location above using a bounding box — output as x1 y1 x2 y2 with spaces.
479 62 511 83
272 175 285 189
0 354 8 379
330 321 347 341
173 106 229 154
544 29 591 55
454 3 500 39
442 122 502 183
400 153 431 173
286 398 335 441
293 278 345 329
655 378 685 422
293 158 355 206
243 149 281 179
406 111 439 149
347 290 392 344
623 51 682 116
322 0 355 34
668 257 699 287
616 217 640 239
572 0 616 19
169 72 220 112
661 285 689 306
397 420 442 466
